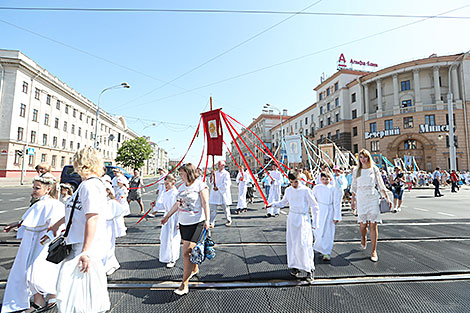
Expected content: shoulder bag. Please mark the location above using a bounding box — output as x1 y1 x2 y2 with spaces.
373 167 391 214
190 228 207 264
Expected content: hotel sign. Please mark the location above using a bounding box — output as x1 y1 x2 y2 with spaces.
365 127 400 139
419 124 449 133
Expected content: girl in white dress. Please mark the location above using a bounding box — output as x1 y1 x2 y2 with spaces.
2 174 64 313
312 172 341 261
351 149 392 262
116 177 131 216
158 174 181 268
266 171 319 284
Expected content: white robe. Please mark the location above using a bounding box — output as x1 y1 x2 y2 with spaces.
2 196 64 313
116 186 130 216
333 173 348 205
103 199 127 272
267 170 283 214
312 184 341 255
236 170 251 209
209 169 232 205
154 175 167 213
271 185 319 272
159 188 181 263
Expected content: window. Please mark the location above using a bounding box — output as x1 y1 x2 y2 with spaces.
404 139 417 150
77 142 80 150
402 99 412 108
30 130 36 143
29 155 34 166
352 109 357 119
327 117 331 126
305 117 308 125
32 109 38 122
80 112 83 121
63 121 68 132
54 118 59 129
73 109 77 117
53 136 58 147
300 120 303 127
336 129 340 139
61 156 65 167
62 139 66 149
17 127 24 141
22 81 28 93
404 117 413 129
56 100 60 110
35 88 40 100
44 114 49 126
425 115 435 126
353 144 358 153
319 93 323 101
370 122 377 133
46 94 51 105
70 141 73 150
401 80 411 91
71 124 75 134
90 132 94 141
85 130 88 139
353 127 358 137
335 113 340 123
371 141 380 152
42 134 48 145
78 127 82 137
375 89 378 98
384 119 393 130
295 123 297 130
41 154 46 163
20 104 26 117
305 129 309 136
327 132 332 139
327 88 330 96
86 116 89 124
91 119 94 126
320 120 324 128
351 93 356 103
334 82 339 91
51 155 57 167
320 106 323 114
65 105 69 114
327 103 331 111
14 151 21 164
335 98 339 107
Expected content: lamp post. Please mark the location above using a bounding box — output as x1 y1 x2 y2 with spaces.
263 103 284 162
94 82 130 149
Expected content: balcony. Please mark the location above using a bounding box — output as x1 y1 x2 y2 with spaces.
365 102 459 121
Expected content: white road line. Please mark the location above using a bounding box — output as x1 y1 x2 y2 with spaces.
9 197 26 202
0 210 6 214
414 207 429 212
437 212 456 217
14 206 28 211
280 211 287 215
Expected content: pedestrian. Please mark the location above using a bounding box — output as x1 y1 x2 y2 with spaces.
332 165 348 208
111 168 128 194
59 183 74 204
266 171 319 284
161 163 210 295
235 165 250 214
432 167 443 197
128 168 145 215
158 174 181 268
154 168 168 213
209 160 233 227
390 167 406 212
450 170 459 193
36 162 52 176
116 176 131 216
246 180 255 204
266 164 283 217
312 172 341 261
351 149 392 262
261 172 271 199
2 174 64 313
48 147 110 313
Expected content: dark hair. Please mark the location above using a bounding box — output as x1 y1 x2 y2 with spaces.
288 171 300 181
133 168 139 172
320 171 331 179
179 163 198 185
436 167 440 170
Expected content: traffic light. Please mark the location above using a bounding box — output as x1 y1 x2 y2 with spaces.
16 150 23 157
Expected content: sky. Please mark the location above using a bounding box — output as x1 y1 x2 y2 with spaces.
1 0 470 164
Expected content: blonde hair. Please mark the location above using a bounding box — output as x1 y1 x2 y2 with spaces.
179 163 198 185
33 174 58 199
73 147 104 178
356 149 374 178
165 173 177 183
37 162 52 173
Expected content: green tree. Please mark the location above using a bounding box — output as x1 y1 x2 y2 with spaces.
115 137 153 169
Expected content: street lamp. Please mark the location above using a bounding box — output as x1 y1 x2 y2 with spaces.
94 82 130 149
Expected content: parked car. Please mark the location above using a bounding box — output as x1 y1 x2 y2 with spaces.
60 165 132 190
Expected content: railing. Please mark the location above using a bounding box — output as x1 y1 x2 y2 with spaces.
365 102 458 121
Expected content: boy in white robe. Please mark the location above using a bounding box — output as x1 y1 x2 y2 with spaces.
2 175 64 313
153 168 168 213
266 171 319 284
158 174 181 268
235 166 251 214
312 172 342 261
266 164 283 217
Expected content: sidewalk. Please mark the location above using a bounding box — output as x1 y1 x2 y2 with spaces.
0 176 34 188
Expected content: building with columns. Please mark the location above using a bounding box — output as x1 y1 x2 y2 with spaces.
0 49 140 177
297 53 470 171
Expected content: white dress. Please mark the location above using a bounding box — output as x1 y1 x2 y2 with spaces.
267 170 283 215
1 196 64 313
103 199 127 273
236 170 251 209
271 185 319 272
159 187 181 263
154 175 167 213
351 166 386 224
312 184 341 255
116 186 130 216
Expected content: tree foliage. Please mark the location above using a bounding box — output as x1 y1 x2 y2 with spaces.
115 137 153 169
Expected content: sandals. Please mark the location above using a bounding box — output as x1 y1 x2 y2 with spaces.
26 299 57 313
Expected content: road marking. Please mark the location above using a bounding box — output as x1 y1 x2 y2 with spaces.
414 207 429 212
0 210 6 214
14 206 28 211
437 212 456 217
280 211 287 215
9 197 26 202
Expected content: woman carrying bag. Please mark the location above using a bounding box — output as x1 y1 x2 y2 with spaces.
46 147 110 313
161 163 210 296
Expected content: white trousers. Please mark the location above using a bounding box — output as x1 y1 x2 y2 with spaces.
209 203 232 225
267 205 280 215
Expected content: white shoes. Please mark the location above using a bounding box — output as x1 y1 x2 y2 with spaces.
166 262 175 268
106 266 119 276
174 287 189 296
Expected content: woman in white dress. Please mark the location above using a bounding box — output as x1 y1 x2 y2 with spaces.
2 174 64 313
351 149 392 262
47 147 110 313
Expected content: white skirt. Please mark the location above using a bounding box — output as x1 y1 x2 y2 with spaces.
356 187 381 224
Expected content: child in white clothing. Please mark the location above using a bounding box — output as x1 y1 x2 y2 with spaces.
116 176 130 216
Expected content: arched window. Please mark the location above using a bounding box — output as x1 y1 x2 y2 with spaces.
404 139 417 150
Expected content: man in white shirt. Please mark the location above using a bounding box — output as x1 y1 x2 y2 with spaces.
209 160 233 227
432 167 443 197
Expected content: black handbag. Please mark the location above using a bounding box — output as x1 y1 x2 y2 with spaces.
46 193 79 264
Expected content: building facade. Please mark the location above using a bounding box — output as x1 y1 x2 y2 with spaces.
145 140 169 175
0 49 140 177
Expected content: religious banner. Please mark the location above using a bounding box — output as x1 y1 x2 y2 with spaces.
284 135 302 164
201 109 223 155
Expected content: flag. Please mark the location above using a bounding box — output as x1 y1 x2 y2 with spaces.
201 109 223 156
285 135 302 163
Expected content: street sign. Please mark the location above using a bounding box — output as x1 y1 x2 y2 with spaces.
27 148 35 155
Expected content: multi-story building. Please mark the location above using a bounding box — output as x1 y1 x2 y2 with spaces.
277 53 470 171
226 111 290 172
145 140 169 175
0 49 140 177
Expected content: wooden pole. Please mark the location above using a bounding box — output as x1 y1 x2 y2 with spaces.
210 97 217 188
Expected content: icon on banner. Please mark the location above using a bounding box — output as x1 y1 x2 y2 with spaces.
208 120 218 138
